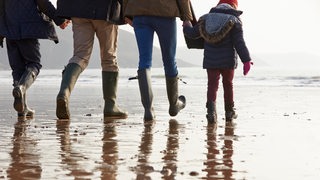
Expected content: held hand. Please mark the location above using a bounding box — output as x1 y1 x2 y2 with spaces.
182 20 192 27
59 20 71 29
125 17 133 26
243 61 253 76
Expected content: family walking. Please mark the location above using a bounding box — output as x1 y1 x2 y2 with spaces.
0 0 252 124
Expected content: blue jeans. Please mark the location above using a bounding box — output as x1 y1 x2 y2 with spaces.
133 16 178 77
6 39 41 83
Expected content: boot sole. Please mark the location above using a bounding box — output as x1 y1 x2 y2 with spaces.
18 109 35 120
169 95 186 116
226 114 238 122
104 113 128 119
12 87 24 112
56 98 70 119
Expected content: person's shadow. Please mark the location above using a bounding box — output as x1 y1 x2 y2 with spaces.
6 120 42 179
204 122 235 179
56 120 93 178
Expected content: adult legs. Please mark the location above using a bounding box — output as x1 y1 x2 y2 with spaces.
155 17 185 116
56 18 94 119
133 16 156 121
95 20 127 118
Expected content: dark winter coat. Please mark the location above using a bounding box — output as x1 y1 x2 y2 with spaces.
0 0 64 43
56 0 114 20
183 4 251 69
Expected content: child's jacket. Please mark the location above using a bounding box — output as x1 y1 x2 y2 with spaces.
183 3 251 69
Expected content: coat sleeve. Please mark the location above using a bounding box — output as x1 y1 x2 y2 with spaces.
183 23 201 39
36 0 65 26
122 0 131 19
178 0 193 21
123 0 128 14
232 23 251 63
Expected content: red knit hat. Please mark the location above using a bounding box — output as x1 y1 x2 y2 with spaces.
218 0 238 8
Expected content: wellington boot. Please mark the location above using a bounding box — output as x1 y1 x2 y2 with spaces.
225 102 238 122
166 76 186 116
17 93 35 119
138 69 155 121
206 101 217 124
12 68 37 113
56 63 82 119
102 71 128 119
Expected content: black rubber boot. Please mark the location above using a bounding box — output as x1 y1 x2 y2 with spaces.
225 102 238 122
165 76 186 116
12 68 37 113
206 101 217 124
102 71 128 119
56 63 82 119
138 69 155 121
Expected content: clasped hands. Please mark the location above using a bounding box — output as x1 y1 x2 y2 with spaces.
59 19 71 29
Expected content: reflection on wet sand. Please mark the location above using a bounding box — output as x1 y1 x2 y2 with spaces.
56 120 93 178
162 119 180 179
7 120 42 179
204 122 235 179
222 122 235 179
133 121 155 179
101 119 119 180
1 69 320 179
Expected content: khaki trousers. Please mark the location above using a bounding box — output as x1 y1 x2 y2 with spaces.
69 17 119 72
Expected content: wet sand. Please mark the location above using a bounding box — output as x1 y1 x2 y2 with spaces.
1 70 320 179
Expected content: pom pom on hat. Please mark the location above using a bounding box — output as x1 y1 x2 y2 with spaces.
218 0 238 8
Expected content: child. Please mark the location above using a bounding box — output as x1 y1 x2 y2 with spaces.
0 0 69 119
183 0 252 124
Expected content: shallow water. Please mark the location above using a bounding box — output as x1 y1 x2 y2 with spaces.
0 67 320 179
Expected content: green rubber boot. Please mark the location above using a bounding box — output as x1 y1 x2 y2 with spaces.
56 63 82 119
138 69 155 121
102 71 128 119
165 76 186 116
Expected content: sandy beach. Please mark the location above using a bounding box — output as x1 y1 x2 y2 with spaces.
0 67 320 179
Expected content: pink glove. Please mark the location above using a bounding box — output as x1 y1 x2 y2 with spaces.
243 61 253 76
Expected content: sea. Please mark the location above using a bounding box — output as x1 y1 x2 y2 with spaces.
0 66 319 88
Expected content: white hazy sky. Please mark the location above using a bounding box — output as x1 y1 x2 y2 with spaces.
186 0 320 57
51 0 320 57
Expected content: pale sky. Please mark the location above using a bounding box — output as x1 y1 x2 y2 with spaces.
188 0 320 57
51 0 320 57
